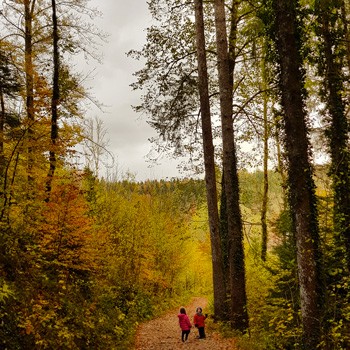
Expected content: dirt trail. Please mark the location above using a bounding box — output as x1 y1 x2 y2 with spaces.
134 297 237 350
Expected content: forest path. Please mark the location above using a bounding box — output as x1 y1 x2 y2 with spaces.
134 297 237 349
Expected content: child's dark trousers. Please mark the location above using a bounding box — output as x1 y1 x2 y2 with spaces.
181 330 190 342
198 327 206 339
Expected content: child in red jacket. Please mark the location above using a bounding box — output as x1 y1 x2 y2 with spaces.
193 307 207 339
178 307 192 342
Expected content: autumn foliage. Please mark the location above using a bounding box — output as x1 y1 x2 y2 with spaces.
0 162 211 348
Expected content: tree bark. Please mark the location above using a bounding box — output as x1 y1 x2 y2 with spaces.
273 0 323 347
214 0 248 332
24 0 35 189
318 0 350 272
194 0 226 320
219 172 230 316
341 1 350 81
46 0 60 200
261 59 269 262
0 88 5 179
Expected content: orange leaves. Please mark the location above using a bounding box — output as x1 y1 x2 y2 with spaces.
25 321 33 335
39 174 94 272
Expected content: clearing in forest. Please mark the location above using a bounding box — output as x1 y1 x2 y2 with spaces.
134 297 237 350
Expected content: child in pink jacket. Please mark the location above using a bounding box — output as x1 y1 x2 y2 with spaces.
178 307 192 342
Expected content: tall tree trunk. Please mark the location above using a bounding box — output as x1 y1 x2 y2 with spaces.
214 0 248 332
273 0 323 347
261 59 269 262
273 115 287 203
194 0 226 320
0 88 5 179
46 0 60 200
24 0 35 189
227 1 237 85
219 172 230 316
0 87 5 214
341 1 350 117
318 0 350 273
341 1 350 80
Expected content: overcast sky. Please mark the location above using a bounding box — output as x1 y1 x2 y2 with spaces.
83 0 183 181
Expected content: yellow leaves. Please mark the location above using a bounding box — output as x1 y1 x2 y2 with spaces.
113 324 125 337
287 314 294 322
0 279 14 303
88 179 212 307
117 312 126 322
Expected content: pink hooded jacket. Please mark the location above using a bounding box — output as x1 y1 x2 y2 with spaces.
178 313 192 331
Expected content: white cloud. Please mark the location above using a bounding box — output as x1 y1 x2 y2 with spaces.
81 0 183 181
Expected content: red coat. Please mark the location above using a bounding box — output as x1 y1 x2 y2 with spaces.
178 313 192 331
194 313 206 328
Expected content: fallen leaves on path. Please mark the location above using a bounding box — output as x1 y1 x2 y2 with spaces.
134 297 237 350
